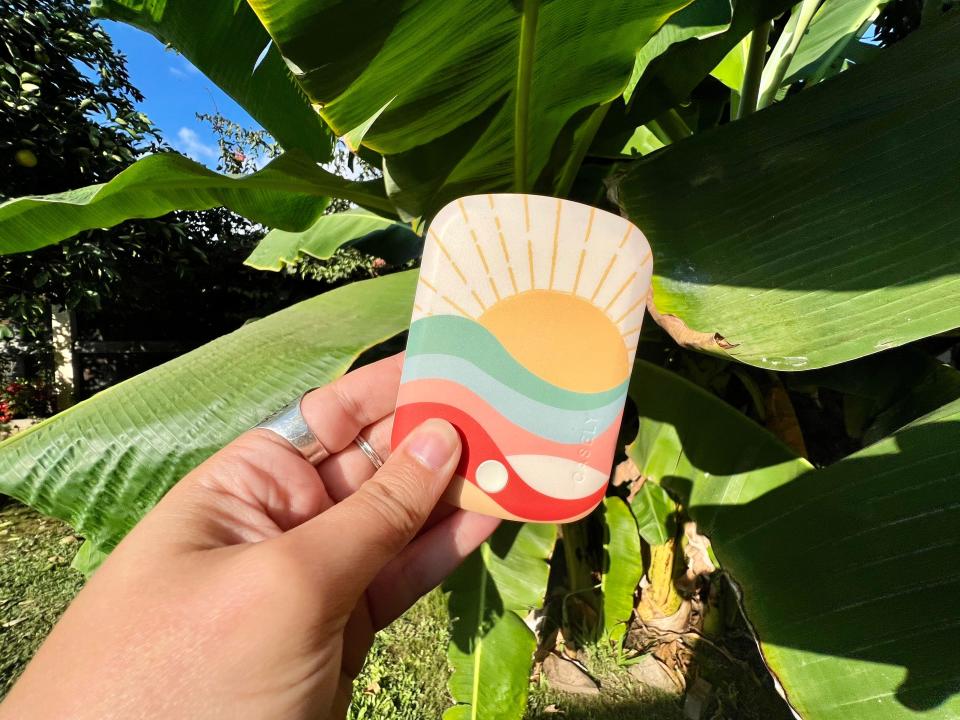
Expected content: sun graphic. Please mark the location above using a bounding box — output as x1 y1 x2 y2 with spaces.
478 291 627 393
412 194 652 392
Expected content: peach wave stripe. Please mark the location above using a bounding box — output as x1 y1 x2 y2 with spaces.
396 378 622 474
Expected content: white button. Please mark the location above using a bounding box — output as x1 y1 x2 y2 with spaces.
476 459 508 493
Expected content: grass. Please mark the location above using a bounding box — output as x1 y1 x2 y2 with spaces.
0 500 455 716
0 501 791 718
348 589 452 720
0 501 85 697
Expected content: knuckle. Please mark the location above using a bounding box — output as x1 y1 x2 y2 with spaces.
330 382 365 424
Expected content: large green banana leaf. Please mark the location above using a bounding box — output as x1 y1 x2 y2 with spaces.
785 347 960 444
628 481 677 546
0 151 393 254
782 0 887 86
627 362 811 526
584 0 732 158
0 271 416 551
246 0 690 216
244 209 422 271
90 0 332 162
600 496 643 642
623 0 733 105
600 0 793 137
628 360 960 718
615 13 960 370
443 522 555 720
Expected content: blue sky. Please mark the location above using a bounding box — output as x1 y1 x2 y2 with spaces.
101 20 262 165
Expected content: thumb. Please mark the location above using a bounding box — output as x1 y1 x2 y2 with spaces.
279 418 462 601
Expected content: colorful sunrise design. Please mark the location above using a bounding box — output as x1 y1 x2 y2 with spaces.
392 194 652 523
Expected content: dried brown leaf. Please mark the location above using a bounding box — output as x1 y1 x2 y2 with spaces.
646 290 737 352
764 377 808 457
613 457 641 487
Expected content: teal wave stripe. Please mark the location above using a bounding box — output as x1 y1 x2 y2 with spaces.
406 314 628 410
401 354 624 443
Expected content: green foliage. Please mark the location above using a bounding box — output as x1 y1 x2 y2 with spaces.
347 591 452 720
599 497 643 642
246 209 421 271
629 361 810 518
0 2 300 394
443 522 555 720
2 2 960 719
627 482 676 547
0 272 416 551
247 0 691 214
0 0 155 193
617 13 960 369
601 0 793 135
0 0 163 341
0 150 397 254
89 0 333 163
196 112 283 175
781 0 888 85
627 361 960 718
0 503 85 698
623 0 732 106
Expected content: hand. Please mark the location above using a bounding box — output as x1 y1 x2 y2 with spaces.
0 354 500 720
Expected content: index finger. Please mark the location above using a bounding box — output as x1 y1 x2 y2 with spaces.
253 352 403 462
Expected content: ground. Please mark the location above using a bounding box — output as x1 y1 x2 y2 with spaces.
0 501 791 718
0 501 84 697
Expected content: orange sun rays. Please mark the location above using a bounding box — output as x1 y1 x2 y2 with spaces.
416 197 651 347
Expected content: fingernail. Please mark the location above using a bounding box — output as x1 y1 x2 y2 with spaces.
406 419 459 470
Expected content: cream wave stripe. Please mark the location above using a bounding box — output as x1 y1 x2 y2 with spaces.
507 455 610 500
404 314 629 409
399 355 624 444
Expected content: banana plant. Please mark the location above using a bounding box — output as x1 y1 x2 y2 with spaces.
2 1 960 718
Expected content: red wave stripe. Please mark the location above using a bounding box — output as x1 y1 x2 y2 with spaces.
393 401 609 522
395 378 621 474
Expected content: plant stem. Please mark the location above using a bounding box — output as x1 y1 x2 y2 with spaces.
647 108 692 145
561 518 601 642
562 519 597 605
737 20 771 119
514 0 541 193
757 0 820 110
554 101 611 198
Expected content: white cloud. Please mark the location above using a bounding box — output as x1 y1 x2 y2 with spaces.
175 127 217 163
168 59 201 79
249 150 274 171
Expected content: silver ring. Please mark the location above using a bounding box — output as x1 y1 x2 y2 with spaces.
254 388 329 465
354 434 383 470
